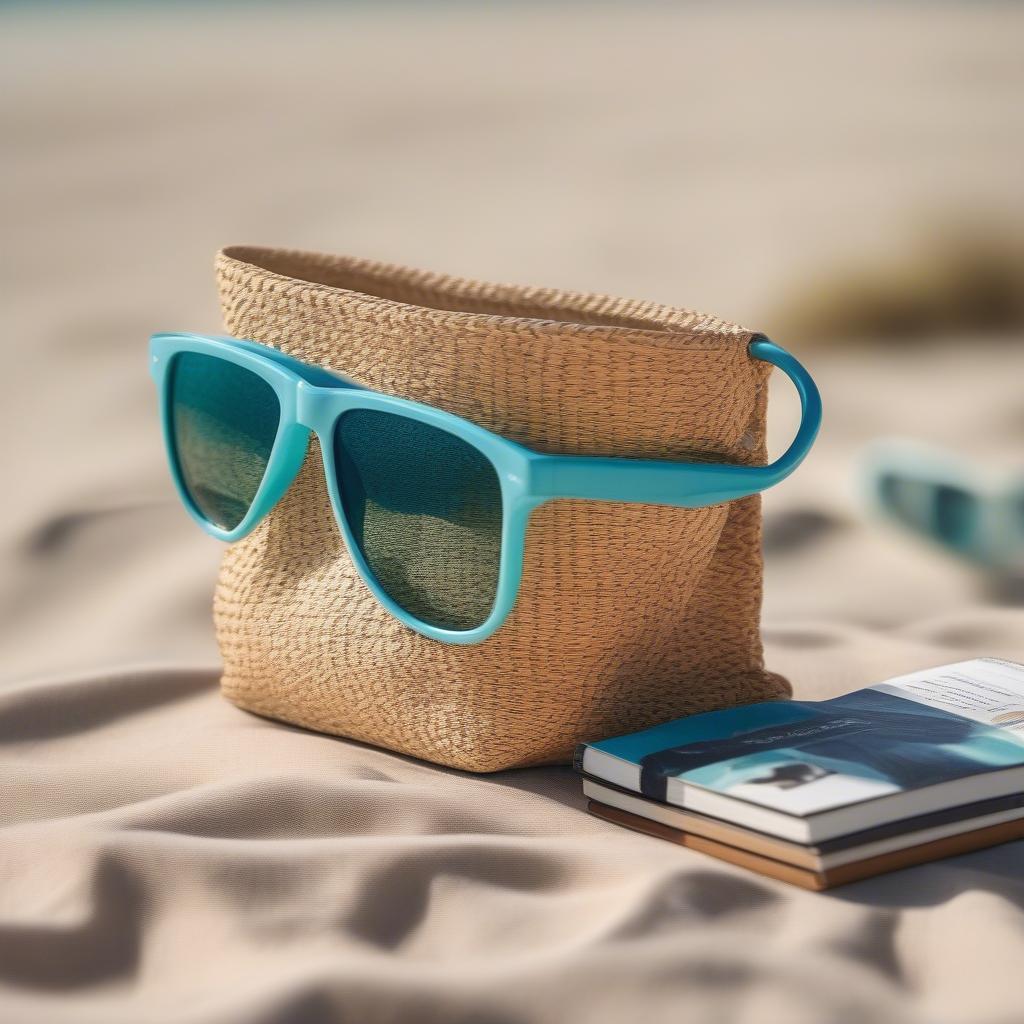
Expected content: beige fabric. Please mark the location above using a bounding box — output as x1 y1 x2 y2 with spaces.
4 5 1024 1022
213 246 787 771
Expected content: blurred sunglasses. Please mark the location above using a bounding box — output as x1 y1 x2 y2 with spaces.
865 440 1024 569
151 333 821 644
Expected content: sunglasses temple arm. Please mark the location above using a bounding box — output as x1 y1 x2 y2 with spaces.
745 336 822 488
527 338 822 509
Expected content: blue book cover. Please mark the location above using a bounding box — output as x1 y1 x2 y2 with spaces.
581 659 1024 818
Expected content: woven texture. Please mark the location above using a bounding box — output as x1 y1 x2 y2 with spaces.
213 246 789 771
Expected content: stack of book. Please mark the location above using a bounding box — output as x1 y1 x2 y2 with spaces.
576 658 1024 890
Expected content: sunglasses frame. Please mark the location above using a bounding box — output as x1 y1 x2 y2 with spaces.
864 440 1024 567
151 332 821 644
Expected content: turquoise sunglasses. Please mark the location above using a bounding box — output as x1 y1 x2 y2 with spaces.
151 332 821 644
865 440 1024 570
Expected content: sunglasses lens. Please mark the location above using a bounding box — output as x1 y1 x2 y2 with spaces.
878 473 928 529
878 474 977 551
932 483 978 550
333 410 503 632
168 353 280 531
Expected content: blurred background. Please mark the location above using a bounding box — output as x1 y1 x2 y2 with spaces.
2 1 1022 687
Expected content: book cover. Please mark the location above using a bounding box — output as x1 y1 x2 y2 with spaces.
580 659 1024 823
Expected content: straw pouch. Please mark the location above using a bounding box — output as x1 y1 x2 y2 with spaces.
213 246 789 771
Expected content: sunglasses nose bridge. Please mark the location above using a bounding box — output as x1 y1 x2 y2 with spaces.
295 382 338 435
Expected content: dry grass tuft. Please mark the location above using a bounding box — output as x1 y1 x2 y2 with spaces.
769 225 1024 345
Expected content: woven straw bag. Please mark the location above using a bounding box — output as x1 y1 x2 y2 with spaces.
213 245 789 772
